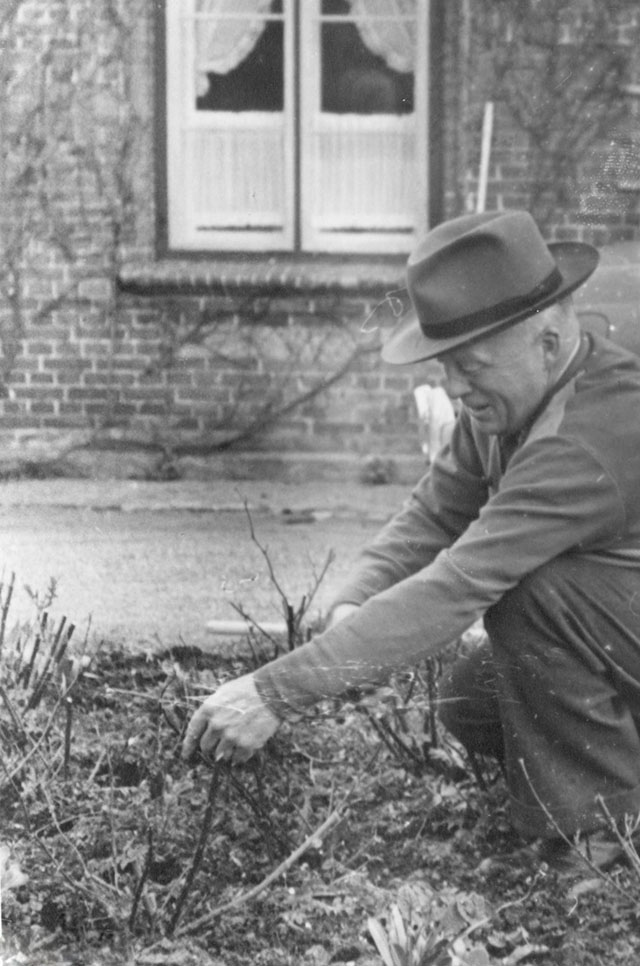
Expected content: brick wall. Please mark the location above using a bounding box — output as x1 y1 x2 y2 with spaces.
0 0 638 480
108 293 430 457
440 2 640 241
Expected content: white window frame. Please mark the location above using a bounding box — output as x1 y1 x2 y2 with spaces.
165 1 430 254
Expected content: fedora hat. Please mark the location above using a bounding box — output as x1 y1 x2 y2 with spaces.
382 210 599 365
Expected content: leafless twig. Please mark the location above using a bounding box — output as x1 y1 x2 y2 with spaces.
0 571 15 656
175 805 344 937
167 762 225 936
237 499 334 651
596 795 640 879
518 757 629 897
129 827 155 933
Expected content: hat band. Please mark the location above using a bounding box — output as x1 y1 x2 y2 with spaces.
420 266 563 340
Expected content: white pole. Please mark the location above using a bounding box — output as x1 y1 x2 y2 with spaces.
476 101 494 213
206 619 289 637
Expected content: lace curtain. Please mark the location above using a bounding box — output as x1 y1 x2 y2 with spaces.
351 0 415 73
195 0 415 95
195 0 272 95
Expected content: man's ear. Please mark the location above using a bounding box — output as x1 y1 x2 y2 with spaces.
540 328 561 368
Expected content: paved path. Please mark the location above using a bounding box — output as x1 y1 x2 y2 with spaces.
0 478 407 653
0 478 408 516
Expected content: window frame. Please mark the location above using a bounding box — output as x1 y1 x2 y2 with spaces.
156 0 443 257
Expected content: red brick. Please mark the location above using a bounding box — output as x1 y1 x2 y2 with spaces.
67 387 113 401
29 373 55 384
94 358 145 372
11 386 65 400
24 341 54 355
42 358 91 372
383 375 412 391
30 401 56 414
138 404 167 415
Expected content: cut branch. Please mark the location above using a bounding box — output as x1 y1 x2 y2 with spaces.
175 806 344 937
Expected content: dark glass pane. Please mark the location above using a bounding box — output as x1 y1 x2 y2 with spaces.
321 11 414 115
197 18 283 112
322 0 349 12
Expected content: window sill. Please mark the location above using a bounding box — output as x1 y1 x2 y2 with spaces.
117 254 407 298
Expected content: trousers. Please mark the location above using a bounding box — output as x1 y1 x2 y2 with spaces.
438 554 640 837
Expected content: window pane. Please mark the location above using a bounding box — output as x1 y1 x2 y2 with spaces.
303 0 423 252
196 1 284 112
166 0 293 249
321 0 414 115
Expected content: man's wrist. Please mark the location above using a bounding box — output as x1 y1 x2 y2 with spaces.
253 672 301 722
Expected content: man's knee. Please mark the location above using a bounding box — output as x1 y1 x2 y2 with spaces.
438 643 504 758
484 556 572 647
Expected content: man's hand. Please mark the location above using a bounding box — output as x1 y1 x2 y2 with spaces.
182 673 280 765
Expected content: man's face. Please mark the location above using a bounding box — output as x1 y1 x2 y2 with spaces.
436 320 553 436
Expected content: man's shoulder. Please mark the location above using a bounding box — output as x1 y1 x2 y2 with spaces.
582 333 640 380
524 336 640 454
560 336 640 453
572 335 640 413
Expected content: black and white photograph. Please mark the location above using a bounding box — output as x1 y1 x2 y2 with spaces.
1 2 640 964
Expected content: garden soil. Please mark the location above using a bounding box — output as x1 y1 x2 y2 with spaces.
3 476 640 965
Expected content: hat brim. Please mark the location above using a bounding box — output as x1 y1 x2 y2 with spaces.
381 241 600 365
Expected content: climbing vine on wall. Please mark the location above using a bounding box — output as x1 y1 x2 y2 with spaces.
0 0 148 404
459 0 640 232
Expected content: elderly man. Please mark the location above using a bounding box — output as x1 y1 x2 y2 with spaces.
183 211 640 873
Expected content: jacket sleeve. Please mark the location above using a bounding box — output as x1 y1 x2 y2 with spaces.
255 433 626 716
329 415 490 607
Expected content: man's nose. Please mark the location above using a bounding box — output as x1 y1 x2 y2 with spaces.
442 367 471 400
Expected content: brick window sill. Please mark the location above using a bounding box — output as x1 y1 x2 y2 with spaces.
117 254 407 298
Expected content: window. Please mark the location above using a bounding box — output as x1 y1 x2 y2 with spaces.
164 1 430 254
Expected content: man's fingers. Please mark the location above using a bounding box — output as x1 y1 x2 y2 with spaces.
216 733 254 764
181 733 201 762
182 710 212 760
182 708 232 760
181 675 278 765
200 722 225 757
